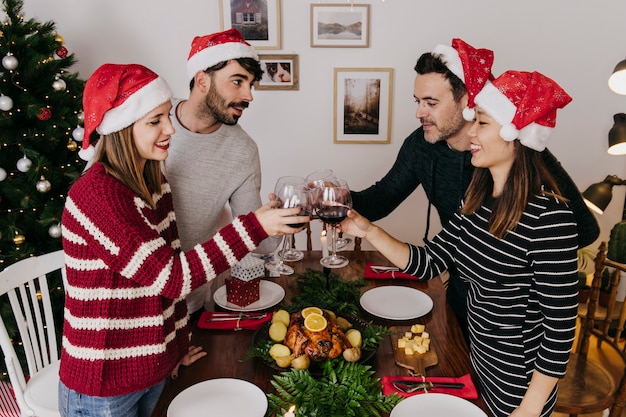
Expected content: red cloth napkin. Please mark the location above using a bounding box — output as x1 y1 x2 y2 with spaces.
364 263 419 280
197 311 271 330
381 373 478 399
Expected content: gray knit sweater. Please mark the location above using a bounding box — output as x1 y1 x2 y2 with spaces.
166 98 279 312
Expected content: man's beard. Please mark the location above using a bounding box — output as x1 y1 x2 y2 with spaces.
422 104 466 144
202 85 249 126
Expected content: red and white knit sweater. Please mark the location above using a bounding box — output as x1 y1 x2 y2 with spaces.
60 162 268 396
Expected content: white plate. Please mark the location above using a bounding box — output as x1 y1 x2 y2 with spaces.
360 285 433 320
213 280 285 312
167 378 267 417
390 393 487 417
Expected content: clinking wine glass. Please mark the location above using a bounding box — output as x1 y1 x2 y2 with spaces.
314 179 352 268
265 178 310 275
275 176 306 263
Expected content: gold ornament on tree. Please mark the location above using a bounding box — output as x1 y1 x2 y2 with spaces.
13 233 26 246
67 139 77 151
54 33 64 44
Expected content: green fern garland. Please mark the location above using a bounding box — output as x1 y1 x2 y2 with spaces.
268 360 401 417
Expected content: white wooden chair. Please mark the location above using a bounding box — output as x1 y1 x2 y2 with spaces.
0 250 65 417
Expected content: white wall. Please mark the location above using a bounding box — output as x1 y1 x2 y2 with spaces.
12 0 626 251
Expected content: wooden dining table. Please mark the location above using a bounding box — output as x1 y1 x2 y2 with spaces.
151 249 488 417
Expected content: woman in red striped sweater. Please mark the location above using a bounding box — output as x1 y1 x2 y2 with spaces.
58 63 308 417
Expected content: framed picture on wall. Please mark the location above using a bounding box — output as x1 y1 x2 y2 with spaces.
256 54 299 90
334 68 393 144
310 4 370 48
220 0 282 50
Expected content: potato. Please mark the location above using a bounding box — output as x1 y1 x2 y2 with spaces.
269 322 288 342
323 309 336 320
291 354 310 370
345 329 362 348
272 309 291 326
275 354 293 368
342 347 361 362
335 317 352 331
269 343 291 360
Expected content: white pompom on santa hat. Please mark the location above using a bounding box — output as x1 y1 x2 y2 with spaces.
80 63 173 160
474 70 572 152
186 28 258 82
432 38 494 121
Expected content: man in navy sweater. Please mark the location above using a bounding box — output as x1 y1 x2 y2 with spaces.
351 39 599 336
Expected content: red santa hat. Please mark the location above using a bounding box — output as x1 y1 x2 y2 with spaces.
474 70 572 152
432 38 494 121
186 28 258 81
82 63 172 150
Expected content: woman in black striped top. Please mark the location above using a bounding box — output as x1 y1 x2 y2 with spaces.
341 70 578 417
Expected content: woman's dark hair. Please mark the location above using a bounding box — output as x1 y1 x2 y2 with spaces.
414 53 467 103
462 141 565 238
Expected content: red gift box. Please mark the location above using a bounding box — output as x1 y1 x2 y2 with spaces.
226 276 260 306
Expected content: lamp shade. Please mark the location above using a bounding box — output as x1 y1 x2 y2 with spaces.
608 113 626 155
609 58 626 95
582 181 613 214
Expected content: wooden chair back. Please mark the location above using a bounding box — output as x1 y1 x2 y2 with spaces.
556 241 626 417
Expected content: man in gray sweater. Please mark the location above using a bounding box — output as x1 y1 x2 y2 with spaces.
166 29 280 315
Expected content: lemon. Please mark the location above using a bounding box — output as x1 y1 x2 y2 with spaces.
301 306 323 318
304 313 327 332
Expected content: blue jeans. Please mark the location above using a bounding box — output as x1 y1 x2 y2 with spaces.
58 379 166 417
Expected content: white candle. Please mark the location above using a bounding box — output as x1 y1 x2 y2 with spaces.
284 405 296 417
321 229 329 258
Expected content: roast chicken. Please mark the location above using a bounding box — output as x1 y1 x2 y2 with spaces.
284 311 351 361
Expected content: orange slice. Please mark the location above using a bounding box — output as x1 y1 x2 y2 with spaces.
304 313 327 332
301 306 323 318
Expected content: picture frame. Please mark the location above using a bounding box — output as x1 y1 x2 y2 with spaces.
220 0 282 50
334 68 393 144
256 54 299 90
310 4 370 48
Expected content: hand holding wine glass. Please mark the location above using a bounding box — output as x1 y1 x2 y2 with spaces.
266 177 311 275
313 179 352 268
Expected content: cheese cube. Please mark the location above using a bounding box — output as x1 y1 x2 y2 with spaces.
398 338 407 348
404 345 414 355
411 324 425 334
421 331 430 339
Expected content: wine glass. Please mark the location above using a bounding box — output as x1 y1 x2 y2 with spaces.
305 169 352 250
265 177 310 275
313 179 352 268
275 176 306 263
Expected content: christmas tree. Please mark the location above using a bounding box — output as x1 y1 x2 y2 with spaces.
0 0 86 379
0 0 86 269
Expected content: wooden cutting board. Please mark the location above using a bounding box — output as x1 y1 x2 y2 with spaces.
391 326 438 375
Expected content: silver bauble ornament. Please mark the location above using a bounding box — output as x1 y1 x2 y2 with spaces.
0 167 6 181
2 53 18 70
16 156 32 172
52 78 66 91
72 125 84 142
77 111 84 124
48 224 62 238
36 176 51 193
0 94 13 111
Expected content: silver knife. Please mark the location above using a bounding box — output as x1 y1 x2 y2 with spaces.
392 380 465 393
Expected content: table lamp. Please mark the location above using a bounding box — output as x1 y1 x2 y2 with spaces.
583 175 626 219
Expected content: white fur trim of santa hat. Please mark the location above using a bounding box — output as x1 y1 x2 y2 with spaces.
432 44 465 83
474 81 519 142
97 76 172 136
186 31 258 81
517 123 554 152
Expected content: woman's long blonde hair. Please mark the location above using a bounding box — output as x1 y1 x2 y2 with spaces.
461 140 565 238
92 125 164 209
